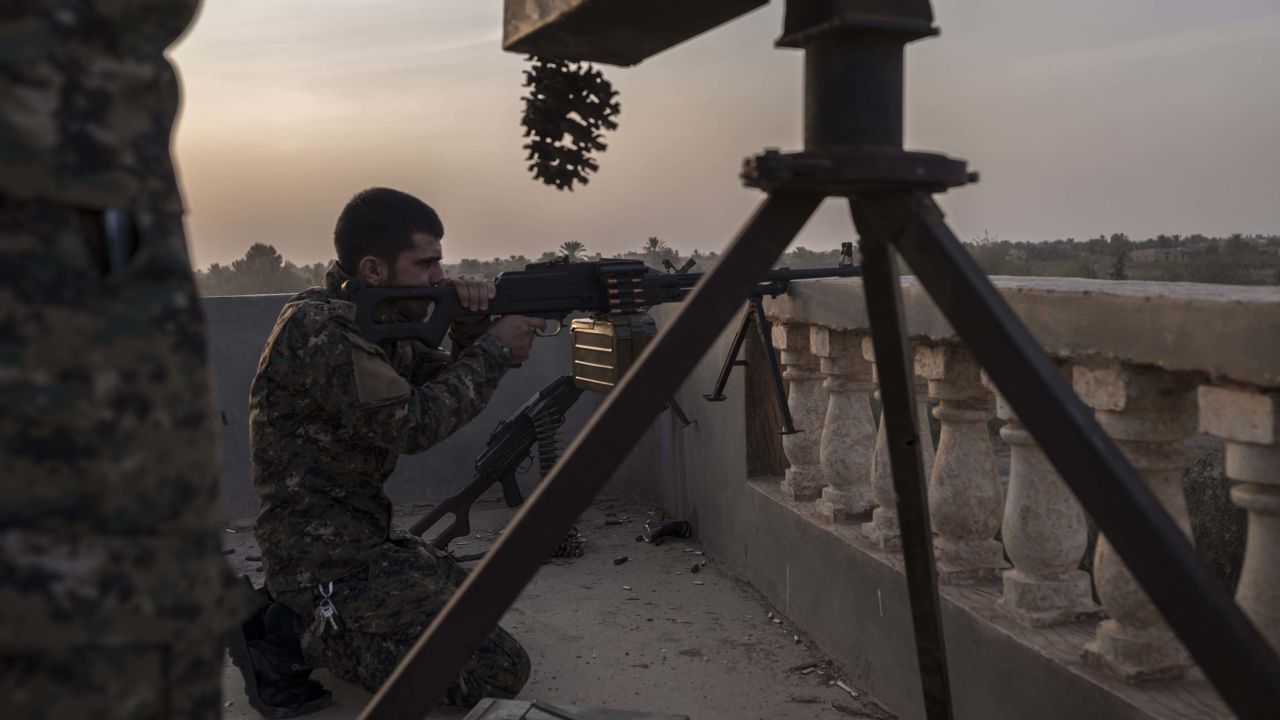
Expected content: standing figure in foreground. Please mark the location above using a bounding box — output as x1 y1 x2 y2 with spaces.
0 3 248 718
240 188 540 712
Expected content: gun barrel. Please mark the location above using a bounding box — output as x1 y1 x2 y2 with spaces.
662 263 858 290
761 265 861 281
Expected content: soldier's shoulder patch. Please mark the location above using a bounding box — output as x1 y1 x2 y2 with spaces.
349 334 411 405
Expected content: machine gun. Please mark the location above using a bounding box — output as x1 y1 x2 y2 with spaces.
410 374 583 550
352 243 859 416
351 245 858 347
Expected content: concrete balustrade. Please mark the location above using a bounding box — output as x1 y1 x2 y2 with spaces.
1198 385 1280 655
812 327 876 522
917 343 1008 584
756 276 1277 709
772 322 826 501
985 368 1100 627
861 337 935 550
1075 363 1197 682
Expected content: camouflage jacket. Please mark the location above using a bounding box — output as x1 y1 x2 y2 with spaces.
250 266 512 593
0 0 193 211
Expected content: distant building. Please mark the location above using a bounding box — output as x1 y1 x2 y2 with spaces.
1131 248 1188 263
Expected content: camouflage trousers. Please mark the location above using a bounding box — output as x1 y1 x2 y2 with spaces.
275 538 530 704
0 642 223 720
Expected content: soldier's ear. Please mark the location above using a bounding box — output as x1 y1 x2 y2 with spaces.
357 255 389 286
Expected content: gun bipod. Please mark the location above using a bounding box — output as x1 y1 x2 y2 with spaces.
703 295 798 435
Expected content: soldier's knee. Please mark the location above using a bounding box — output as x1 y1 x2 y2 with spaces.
474 630 530 699
508 636 531 693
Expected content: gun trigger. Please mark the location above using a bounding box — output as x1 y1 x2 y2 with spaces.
536 319 563 337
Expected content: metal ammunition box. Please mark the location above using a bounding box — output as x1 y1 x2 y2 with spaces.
569 315 657 393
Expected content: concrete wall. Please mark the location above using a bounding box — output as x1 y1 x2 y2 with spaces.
203 294 602 520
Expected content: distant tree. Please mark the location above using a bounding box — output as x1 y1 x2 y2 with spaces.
230 244 292 293
639 236 676 267
642 236 668 255
559 240 586 261
1108 248 1130 281
788 246 820 266
195 243 315 295
776 245 845 269
233 243 285 280
1084 235 1109 254
295 261 328 287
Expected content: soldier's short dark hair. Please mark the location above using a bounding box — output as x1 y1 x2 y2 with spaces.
334 187 445 273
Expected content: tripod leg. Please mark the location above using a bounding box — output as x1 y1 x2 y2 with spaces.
667 398 693 428
855 190 1280 718
849 199 954 720
356 192 823 720
751 297 799 434
703 302 754 401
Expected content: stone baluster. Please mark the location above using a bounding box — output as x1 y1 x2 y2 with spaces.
812 327 876 522
1198 385 1280 655
1075 363 1195 682
862 339 937 550
985 368 1101 626
773 322 826 501
917 344 1007 583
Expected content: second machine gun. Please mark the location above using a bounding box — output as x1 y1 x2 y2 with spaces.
411 374 583 550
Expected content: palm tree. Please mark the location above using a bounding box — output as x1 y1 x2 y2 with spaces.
642 236 668 255
559 240 586 261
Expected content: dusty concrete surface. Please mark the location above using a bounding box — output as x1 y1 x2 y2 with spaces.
219 497 894 720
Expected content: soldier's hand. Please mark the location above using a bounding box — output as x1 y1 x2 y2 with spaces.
485 316 547 365
441 275 496 312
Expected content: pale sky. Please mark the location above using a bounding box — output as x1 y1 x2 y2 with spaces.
171 0 1280 268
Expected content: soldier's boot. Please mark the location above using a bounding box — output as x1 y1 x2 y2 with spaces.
227 579 332 718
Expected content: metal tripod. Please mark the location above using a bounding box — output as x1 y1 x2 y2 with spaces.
359 4 1280 719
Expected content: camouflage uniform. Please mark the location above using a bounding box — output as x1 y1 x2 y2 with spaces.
0 2 248 718
250 265 530 702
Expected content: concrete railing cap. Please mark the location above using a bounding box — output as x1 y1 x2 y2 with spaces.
765 276 1280 388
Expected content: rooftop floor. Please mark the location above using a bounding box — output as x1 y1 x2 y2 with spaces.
220 497 895 720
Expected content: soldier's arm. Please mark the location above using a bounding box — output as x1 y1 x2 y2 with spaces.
305 319 513 455
448 316 493 361
400 318 490 384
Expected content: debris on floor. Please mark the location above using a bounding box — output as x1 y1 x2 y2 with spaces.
217 498 895 720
